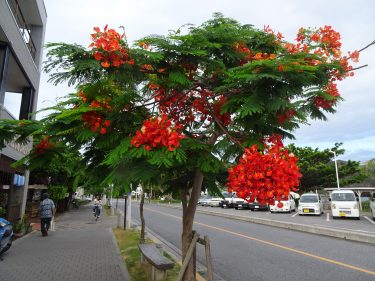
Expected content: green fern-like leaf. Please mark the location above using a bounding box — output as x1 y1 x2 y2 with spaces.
197 154 223 173
168 70 191 86
104 137 132 165
147 150 174 168
237 95 264 118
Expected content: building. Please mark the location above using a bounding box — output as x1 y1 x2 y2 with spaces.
0 0 47 221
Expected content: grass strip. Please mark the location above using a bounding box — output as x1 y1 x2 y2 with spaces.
113 228 181 281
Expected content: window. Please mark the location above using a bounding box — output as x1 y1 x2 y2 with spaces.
331 193 356 202
4 92 22 119
300 195 319 203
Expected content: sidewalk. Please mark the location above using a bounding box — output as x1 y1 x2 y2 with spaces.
0 205 131 281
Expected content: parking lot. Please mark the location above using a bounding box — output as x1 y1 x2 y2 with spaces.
197 205 375 235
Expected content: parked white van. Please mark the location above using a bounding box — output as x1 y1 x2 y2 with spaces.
298 193 324 216
330 190 360 219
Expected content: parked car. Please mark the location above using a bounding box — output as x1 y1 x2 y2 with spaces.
298 193 324 216
248 200 269 211
269 194 296 213
330 189 360 220
370 193 375 221
219 192 237 208
233 197 250 210
208 196 222 207
232 194 268 211
0 218 13 256
198 195 212 206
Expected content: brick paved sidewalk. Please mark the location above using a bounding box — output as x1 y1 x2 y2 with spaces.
0 205 131 281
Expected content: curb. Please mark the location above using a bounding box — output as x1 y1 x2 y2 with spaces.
155 204 375 245
109 228 133 281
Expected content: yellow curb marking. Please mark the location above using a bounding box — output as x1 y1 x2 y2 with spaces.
145 207 375 277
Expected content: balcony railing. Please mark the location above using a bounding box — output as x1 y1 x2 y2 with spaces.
6 0 37 60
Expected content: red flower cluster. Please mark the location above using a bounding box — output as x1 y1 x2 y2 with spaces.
149 84 230 126
227 135 301 206
277 109 296 125
35 137 54 155
78 91 87 103
213 96 231 126
314 82 340 109
264 25 360 110
264 25 284 43
78 91 111 134
297 26 359 79
233 43 276 65
82 111 111 134
89 25 134 68
131 114 185 151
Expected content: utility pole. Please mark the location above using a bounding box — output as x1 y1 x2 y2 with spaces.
123 195 127 230
330 150 340 190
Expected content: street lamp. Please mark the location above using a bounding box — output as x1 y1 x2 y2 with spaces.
330 150 340 190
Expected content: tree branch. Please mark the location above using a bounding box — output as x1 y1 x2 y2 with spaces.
351 64 368 71
204 96 245 150
358 40 375 53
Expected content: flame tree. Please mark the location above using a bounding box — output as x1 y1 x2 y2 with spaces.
0 14 370 281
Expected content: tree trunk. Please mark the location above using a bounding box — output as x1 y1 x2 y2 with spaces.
140 191 146 243
181 169 204 281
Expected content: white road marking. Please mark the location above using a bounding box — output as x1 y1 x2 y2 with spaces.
326 213 330 222
314 224 375 234
292 212 299 217
363 215 375 225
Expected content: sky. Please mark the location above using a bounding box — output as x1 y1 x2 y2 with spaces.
26 0 375 161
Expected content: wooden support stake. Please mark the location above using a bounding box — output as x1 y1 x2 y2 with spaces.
176 232 200 281
204 236 213 281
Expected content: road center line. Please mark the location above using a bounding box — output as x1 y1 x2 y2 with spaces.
145 206 375 277
326 213 330 222
363 216 375 225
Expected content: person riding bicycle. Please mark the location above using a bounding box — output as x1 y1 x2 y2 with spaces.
93 197 102 219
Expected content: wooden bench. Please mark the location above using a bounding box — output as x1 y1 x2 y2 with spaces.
139 243 174 281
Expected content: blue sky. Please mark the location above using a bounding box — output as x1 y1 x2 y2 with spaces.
27 0 375 162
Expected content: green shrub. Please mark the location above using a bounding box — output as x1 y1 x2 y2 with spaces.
361 201 370 212
0 207 6 217
13 214 32 233
48 185 68 202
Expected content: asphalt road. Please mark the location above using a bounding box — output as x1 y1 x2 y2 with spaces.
195 205 375 236
199 205 375 233
121 202 375 281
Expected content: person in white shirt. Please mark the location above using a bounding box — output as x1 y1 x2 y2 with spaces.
93 197 102 219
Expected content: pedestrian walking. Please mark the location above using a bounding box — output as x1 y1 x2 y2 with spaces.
39 193 56 236
93 197 102 220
